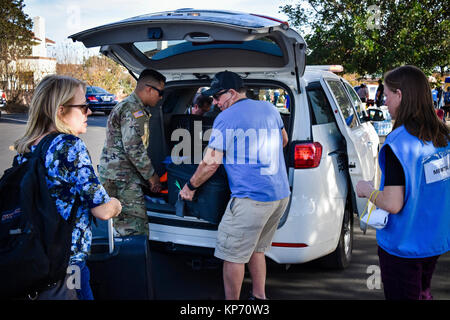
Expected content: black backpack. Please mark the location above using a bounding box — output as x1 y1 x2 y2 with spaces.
0 133 78 299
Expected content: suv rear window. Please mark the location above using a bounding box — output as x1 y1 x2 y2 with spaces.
326 80 358 128
343 82 362 115
307 84 335 125
134 38 283 61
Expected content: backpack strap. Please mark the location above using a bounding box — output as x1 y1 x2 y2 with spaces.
32 133 80 224
32 132 61 161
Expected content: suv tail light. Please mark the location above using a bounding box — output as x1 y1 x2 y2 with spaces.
87 96 98 102
294 142 322 168
272 242 308 248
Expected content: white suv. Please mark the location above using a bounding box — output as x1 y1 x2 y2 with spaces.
71 9 379 269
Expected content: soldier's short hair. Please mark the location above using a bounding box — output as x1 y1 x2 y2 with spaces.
138 69 166 84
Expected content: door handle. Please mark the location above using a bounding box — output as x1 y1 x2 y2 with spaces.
185 33 213 42
328 150 346 156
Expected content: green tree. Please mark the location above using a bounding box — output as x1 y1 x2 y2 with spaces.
0 0 34 103
281 0 449 76
57 54 135 99
83 55 135 97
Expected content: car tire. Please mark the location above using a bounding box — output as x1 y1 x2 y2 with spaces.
317 205 353 269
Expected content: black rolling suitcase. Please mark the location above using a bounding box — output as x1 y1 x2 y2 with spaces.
167 163 230 224
87 219 154 300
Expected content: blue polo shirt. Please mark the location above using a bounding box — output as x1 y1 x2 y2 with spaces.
208 99 290 202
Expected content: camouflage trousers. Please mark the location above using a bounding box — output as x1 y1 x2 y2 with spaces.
101 178 148 237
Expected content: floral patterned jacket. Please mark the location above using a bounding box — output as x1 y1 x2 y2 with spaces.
15 134 110 263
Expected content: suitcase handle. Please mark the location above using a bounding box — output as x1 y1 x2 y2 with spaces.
87 219 120 262
108 219 114 254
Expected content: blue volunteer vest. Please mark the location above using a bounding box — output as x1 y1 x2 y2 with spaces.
377 125 450 258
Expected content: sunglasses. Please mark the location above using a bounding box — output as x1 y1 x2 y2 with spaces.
63 102 90 114
212 89 229 100
145 84 165 97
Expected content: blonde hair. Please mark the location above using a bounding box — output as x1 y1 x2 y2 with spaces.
14 75 86 154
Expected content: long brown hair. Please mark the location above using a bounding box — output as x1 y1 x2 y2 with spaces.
384 65 449 148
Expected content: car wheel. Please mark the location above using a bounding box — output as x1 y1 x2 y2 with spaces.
318 205 353 269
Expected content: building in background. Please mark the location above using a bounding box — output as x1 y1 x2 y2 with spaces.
18 16 57 88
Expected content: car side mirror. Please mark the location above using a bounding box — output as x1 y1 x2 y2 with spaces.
367 109 385 121
360 110 369 122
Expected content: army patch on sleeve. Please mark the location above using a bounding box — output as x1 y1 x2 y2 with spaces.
133 110 144 119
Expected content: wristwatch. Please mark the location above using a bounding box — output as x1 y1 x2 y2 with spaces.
186 179 199 191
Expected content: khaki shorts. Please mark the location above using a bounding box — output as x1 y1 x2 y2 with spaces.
214 196 289 264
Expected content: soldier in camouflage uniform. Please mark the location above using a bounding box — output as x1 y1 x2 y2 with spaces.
99 69 166 236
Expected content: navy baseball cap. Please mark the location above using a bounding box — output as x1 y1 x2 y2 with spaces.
202 71 244 96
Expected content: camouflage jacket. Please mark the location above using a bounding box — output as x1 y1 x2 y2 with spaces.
99 92 155 184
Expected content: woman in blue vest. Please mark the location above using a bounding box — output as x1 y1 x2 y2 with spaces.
356 65 450 300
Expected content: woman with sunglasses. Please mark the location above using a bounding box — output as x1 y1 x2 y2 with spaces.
14 75 122 299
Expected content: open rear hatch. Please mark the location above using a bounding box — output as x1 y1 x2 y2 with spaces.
69 9 306 78
70 9 304 228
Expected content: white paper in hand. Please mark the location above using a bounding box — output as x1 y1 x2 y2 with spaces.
361 208 389 230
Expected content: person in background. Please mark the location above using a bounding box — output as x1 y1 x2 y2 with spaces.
436 85 443 109
99 69 166 237
179 71 290 300
187 94 213 116
357 83 369 103
356 65 449 300
14 75 122 300
443 86 450 119
375 79 384 107
273 89 280 105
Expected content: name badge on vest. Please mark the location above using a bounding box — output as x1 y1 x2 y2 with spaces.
424 153 450 184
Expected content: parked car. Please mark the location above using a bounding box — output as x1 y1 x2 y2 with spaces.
71 9 379 269
363 107 393 136
0 89 6 117
86 86 118 115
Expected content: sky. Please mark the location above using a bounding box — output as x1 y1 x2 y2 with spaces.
23 0 295 44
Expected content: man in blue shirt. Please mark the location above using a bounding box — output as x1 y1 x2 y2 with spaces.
179 71 290 300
